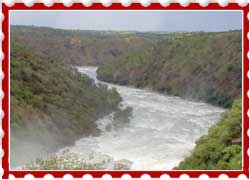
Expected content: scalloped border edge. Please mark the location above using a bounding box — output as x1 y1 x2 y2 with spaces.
1 2 249 179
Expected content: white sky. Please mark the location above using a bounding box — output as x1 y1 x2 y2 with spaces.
10 10 242 32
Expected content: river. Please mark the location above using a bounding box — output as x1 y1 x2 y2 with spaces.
57 66 225 170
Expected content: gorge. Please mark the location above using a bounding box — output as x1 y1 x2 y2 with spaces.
10 26 242 170
54 67 225 170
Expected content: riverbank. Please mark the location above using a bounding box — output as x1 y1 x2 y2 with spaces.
10 22 242 172
10 45 122 168
97 31 242 108
44 67 224 170
174 98 242 170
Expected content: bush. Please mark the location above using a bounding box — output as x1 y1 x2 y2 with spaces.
174 98 242 170
10 43 122 167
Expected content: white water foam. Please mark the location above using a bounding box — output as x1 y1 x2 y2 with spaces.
59 66 225 170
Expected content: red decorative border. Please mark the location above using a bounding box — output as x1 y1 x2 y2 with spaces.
1 2 249 179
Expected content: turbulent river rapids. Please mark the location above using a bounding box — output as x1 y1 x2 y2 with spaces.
57 66 225 170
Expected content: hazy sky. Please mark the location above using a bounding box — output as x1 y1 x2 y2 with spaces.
10 11 242 32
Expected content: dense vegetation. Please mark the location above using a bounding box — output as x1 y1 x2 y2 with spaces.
11 26 242 108
175 98 242 170
22 151 131 170
11 25 172 66
10 43 122 167
98 31 242 108
10 26 242 170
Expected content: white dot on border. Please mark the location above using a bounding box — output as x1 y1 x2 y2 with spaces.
0 32 4 42
9 174 15 180
199 0 209 7
43 0 54 7
179 0 190 7
247 12 250 21
3 0 15 7
159 0 171 7
82 0 93 7
247 52 250 60
140 0 151 7
121 174 132 180
0 130 5 138
24 174 35 180
179 174 190 180
24 0 35 7
218 0 229 7
0 128 4 139
247 72 250 80
160 174 170 180
247 128 250 137
237 0 248 7
0 52 4 61
0 70 4 80
82 173 93 180
62 0 73 7
0 13 4 22
0 168 3 178
102 174 112 180
218 174 229 180
121 0 131 7
43 174 54 179
238 174 248 180
141 174 151 180
102 0 112 7
0 90 3 100
199 174 209 180
63 174 73 180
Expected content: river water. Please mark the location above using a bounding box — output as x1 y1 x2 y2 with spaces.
58 66 225 170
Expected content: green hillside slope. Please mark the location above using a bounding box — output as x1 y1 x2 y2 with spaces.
11 25 171 66
10 43 122 167
97 31 242 108
175 98 242 170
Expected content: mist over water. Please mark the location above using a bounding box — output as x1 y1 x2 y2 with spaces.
57 66 225 170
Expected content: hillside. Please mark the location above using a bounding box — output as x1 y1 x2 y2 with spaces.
10 43 122 167
97 31 242 108
175 98 242 170
10 25 171 66
10 26 243 171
